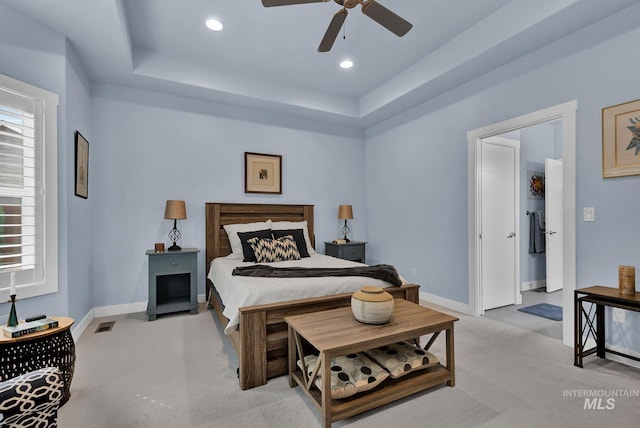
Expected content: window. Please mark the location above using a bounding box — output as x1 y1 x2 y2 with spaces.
0 74 58 300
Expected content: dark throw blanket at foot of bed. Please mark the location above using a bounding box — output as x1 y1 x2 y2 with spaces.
232 264 403 286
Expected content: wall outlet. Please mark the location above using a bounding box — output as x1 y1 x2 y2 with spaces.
411 267 417 277
613 307 625 323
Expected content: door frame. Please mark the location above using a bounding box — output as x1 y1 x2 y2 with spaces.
480 136 522 309
467 100 577 347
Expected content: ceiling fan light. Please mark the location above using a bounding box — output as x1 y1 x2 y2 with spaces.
206 18 223 32
339 59 354 69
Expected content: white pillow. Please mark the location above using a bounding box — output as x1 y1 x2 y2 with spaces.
223 220 272 257
271 220 315 254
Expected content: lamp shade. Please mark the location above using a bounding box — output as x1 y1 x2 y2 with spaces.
164 200 187 220
338 204 353 220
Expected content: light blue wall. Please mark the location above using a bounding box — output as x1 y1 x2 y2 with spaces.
89 87 366 307
2 3 640 355
0 2 366 317
64 41 93 322
366 25 640 348
365 110 468 301
0 4 92 322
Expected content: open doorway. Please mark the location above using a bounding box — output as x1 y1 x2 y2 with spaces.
481 121 563 340
467 101 577 347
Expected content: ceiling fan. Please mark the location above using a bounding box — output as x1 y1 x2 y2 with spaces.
262 0 413 52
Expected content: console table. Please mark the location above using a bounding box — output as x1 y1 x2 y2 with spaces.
574 286 640 367
285 299 457 427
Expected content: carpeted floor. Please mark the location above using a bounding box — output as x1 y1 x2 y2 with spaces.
484 289 563 340
59 303 640 427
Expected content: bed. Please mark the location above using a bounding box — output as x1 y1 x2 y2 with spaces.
205 202 420 390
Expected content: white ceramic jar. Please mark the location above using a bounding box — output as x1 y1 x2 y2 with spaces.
351 285 394 324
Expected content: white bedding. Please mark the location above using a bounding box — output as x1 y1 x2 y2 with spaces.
208 253 405 335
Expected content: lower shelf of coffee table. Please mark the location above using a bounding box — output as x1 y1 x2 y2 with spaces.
291 363 451 422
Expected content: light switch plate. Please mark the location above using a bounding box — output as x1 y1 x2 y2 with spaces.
583 207 595 222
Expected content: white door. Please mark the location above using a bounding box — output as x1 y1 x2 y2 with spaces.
545 158 563 292
481 137 520 310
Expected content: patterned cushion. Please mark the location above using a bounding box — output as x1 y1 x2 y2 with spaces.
364 341 440 379
0 367 63 427
247 235 301 263
271 229 310 258
297 352 388 399
237 229 272 262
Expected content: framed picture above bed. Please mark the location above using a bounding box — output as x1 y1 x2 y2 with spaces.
244 152 282 194
602 99 640 178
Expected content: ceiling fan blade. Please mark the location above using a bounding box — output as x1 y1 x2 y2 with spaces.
262 0 328 7
361 0 412 37
318 9 347 52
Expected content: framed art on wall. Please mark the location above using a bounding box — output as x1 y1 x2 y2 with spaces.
244 152 282 194
602 99 640 178
74 131 89 198
527 170 545 199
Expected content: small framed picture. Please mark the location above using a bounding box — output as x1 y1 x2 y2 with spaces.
74 131 89 198
244 152 282 194
602 99 640 178
527 170 545 199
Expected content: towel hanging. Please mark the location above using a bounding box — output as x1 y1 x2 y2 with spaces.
529 211 546 254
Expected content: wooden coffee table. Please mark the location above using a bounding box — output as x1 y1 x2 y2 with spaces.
285 299 457 427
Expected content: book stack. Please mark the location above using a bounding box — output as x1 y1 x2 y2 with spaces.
3 317 59 338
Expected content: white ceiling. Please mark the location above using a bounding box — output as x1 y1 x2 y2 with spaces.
4 0 640 129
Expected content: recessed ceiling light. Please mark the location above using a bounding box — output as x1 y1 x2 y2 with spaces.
206 18 223 32
339 59 354 69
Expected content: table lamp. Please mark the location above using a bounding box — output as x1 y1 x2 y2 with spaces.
164 200 187 251
338 204 353 242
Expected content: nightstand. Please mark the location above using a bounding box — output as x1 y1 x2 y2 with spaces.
324 241 366 263
146 248 199 321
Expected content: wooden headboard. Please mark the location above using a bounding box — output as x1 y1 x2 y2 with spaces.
204 202 315 273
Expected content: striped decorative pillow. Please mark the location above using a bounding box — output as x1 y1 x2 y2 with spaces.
247 235 301 263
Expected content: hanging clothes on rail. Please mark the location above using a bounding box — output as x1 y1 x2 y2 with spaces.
528 210 545 253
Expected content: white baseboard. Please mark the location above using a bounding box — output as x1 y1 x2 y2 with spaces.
605 344 640 370
72 308 95 341
419 291 474 315
521 280 546 291
71 293 208 339
94 301 147 318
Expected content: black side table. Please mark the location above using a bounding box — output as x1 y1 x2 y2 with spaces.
0 316 75 405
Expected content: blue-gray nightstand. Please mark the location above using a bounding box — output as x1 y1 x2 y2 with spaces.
146 248 199 320
324 241 366 263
